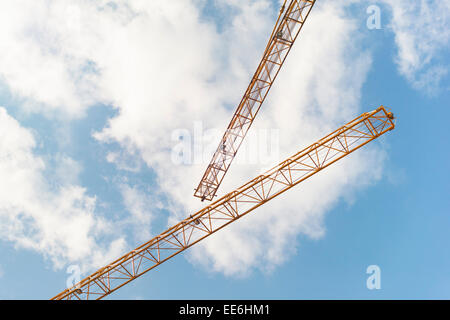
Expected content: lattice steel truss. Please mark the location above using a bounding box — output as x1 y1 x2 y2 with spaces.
194 0 316 201
52 106 395 300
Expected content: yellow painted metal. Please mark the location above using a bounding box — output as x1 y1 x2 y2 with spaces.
52 106 395 300
194 0 317 201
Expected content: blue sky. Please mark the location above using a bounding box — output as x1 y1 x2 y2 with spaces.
0 0 448 299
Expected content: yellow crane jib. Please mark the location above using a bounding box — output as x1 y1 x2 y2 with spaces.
194 0 317 201
52 106 395 300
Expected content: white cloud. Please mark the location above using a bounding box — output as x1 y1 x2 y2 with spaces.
0 0 391 278
0 107 126 271
0 2 93 118
380 0 450 93
106 151 142 173
46 154 83 187
92 0 278 216
91 0 384 276
119 183 163 242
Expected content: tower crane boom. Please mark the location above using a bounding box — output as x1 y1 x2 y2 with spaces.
194 0 316 201
52 106 395 300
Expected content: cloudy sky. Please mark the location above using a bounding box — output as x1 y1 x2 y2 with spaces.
0 0 448 299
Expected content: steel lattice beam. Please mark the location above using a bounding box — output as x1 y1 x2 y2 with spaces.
52 106 395 300
194 0 317 201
